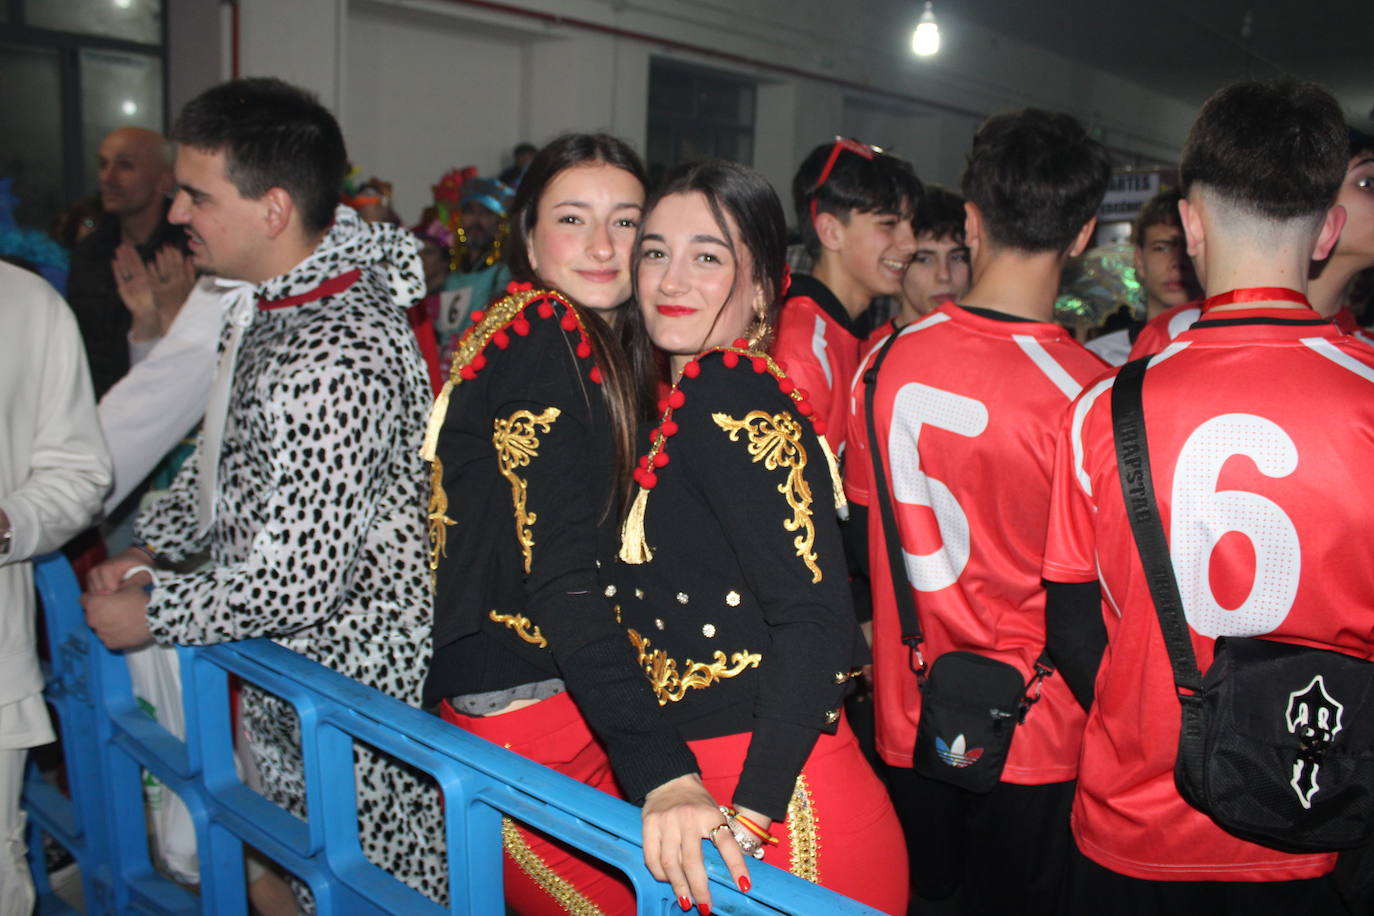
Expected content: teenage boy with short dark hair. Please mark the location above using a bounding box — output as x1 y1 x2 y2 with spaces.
1088 187 1200 364
775 139 920 451
845 108 1110 914
867 185 971 349
1130 129 1374 359
1044 79 1364 914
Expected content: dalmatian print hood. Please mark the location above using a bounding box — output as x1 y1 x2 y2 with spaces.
254 204 426 308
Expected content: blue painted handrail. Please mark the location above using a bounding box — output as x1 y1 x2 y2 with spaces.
24 553 881 914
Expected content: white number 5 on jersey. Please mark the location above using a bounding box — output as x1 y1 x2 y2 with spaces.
889 383 988 591
1171 413 1300 637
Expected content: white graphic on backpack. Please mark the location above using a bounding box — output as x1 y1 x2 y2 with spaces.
1285 675 1344 809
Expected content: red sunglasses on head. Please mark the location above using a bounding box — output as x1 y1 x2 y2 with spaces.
809 137 884 223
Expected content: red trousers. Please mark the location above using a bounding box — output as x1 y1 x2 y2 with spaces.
689 716 910 915
443 696 908 915
440 692 637 915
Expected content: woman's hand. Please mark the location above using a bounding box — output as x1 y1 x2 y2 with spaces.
642 773 752 913
730 804 773 834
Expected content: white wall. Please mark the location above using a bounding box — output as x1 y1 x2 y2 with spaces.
171 0 1199 225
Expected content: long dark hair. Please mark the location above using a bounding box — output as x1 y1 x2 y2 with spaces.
506 133 653 519
630 159 788 382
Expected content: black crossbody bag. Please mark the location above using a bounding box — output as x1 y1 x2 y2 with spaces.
1111 356 1374 853
863 331 1052 793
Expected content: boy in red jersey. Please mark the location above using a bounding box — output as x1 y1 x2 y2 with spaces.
1088 188 1200 364
1128 130 1374 359
774 138 920 453
865 185 972 351
845 108 1110 914
1043 79 1363 914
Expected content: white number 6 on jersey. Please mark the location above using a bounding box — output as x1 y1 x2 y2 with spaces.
889 383 988 592
1170 413 1300 637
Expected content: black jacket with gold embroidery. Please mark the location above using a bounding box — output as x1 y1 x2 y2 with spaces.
610 347 858 820
422 288 696 802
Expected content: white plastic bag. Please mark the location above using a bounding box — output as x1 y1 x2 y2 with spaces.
125 644 199 885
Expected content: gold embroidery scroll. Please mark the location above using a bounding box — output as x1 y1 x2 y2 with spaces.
421 288 572 574
712 410 821 582
626 628 761 705
492 407 561 573
488 610 548 649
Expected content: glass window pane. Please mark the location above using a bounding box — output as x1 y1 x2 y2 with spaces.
0 43 63 229
27 0 162 45
81 49 163 193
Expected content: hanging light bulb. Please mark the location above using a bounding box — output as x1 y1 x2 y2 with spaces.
912 1 940 56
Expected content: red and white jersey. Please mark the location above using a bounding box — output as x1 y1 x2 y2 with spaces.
1043 306 1374 882
1126 299 1203 361
773 275 862 454
1332 304 1374 347
846 302 1109 782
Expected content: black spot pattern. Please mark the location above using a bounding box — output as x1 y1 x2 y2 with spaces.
135 207 446 904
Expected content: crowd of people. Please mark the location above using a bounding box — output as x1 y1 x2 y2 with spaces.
1 70 1373 916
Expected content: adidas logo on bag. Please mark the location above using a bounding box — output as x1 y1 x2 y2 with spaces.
935 734 985 768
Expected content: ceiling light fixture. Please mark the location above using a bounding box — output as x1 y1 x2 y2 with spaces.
912 1 940 56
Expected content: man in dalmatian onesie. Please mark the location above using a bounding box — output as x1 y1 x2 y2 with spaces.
83 78 445 905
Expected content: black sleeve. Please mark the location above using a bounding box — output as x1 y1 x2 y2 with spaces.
843 504 872 625
513 347 698 803
1044 579 1107 711
682 368 855 819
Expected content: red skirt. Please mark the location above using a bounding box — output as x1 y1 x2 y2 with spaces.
689 715 910 915
440 692 637 915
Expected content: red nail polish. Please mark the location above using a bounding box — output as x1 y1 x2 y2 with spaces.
737 875 751 893
697 905 711 916
678 896 691 912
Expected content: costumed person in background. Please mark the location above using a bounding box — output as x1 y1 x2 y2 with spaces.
425 134 715 916
426 169 519 372
81 77 445 910
611 159 909 915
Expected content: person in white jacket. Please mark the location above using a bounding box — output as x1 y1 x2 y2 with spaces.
0 261 112 916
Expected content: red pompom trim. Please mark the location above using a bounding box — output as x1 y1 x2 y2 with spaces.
723 352 739 368
751 356 768 373
660 420 679 437
537 302 554 319
731 337 750 348
589 366 602 384
512 317 530 336
576 341 592 359
668 389 686 408
492 330 510 349
683 360 701 378
470 310 486 325
653 451 669 468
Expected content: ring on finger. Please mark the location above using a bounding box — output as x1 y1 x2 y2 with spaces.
708 822 732 841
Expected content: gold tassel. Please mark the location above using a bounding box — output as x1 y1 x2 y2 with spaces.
820 437 847 513
618 486 653 564
421 378 454 463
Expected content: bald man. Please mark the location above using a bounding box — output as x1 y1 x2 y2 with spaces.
67 127 191 399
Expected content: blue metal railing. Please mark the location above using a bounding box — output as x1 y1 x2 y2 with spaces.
24 553 880 914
